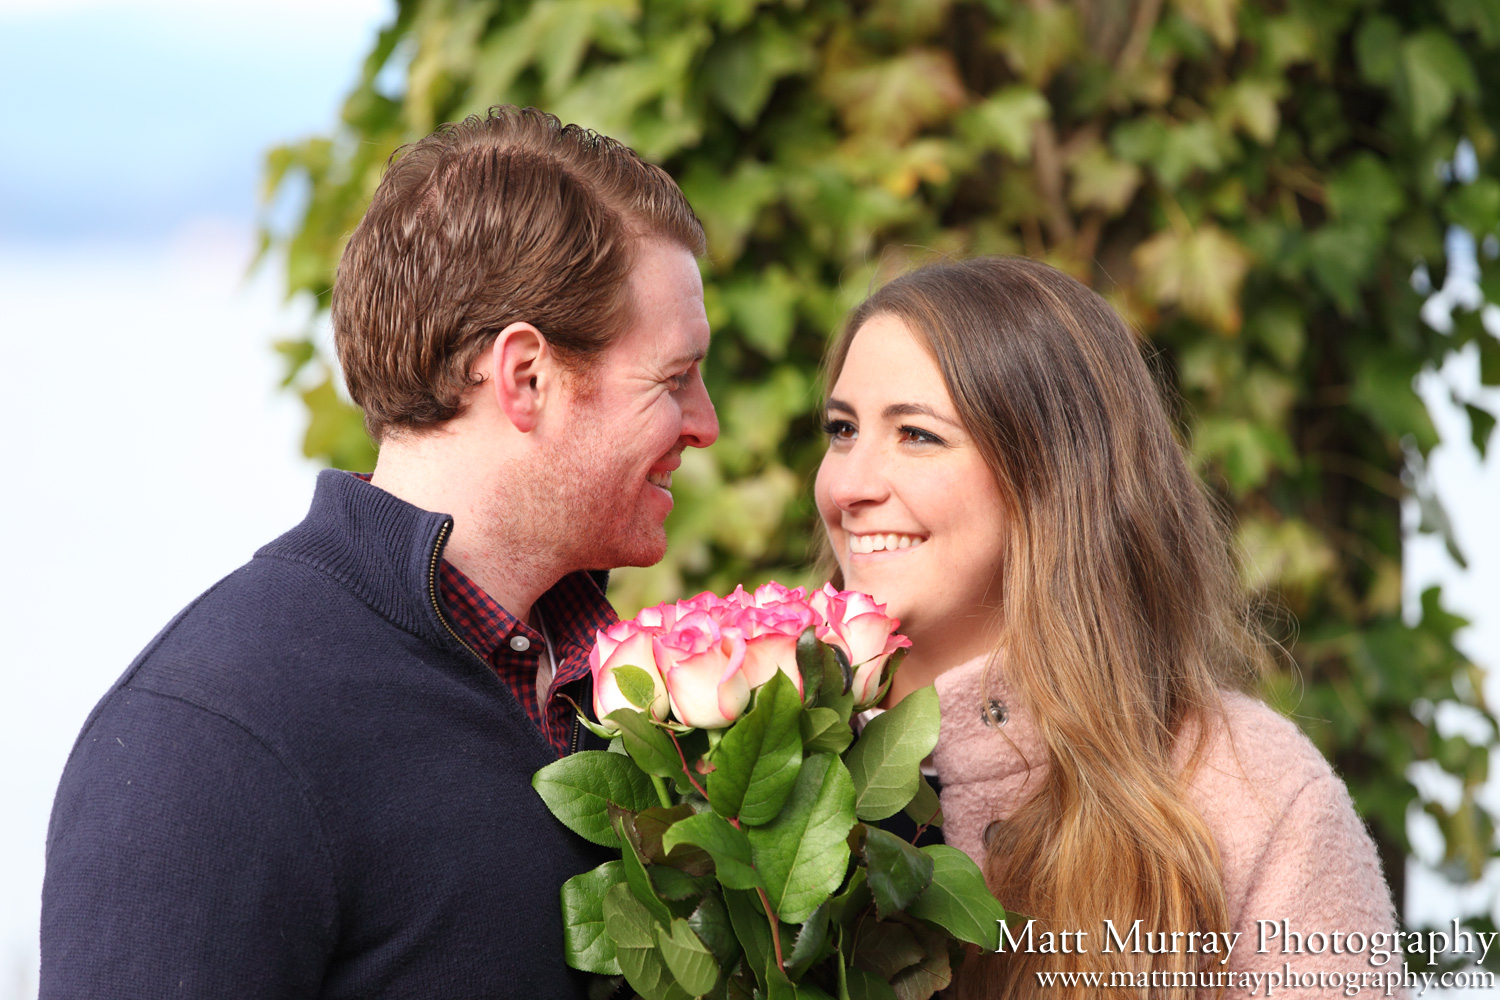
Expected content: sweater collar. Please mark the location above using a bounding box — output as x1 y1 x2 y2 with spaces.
930 651 1046 790
257 469 465 655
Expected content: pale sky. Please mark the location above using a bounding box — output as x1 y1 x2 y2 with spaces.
0 2 1496 997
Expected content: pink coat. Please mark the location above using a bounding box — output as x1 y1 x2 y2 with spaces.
930 655 1402 997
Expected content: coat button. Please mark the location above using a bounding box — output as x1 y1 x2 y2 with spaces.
509 635 532 652
981 699 1008 727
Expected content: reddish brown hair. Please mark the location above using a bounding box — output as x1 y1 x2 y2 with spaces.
332 105 705 440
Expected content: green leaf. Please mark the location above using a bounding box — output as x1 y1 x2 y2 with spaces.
662 810 764 890
902 776 943 829
800 706 854 755
561 861 627 975
1446 177 1500 234
707 671 805 825
1466 403 1497 459
1328 154 1405 225
746 752 858 923
1400 30 1479 138
706 21 815 127
787 901 831 977
723 889 773 993
857 826 934 919
688 893 742 973
616 811 675 926
846 968 900 1000
1132 223 1252 333
795 627 825 706
613 665 659 711
958 86 1049 161
657 918 720 997
603 883 693 1000
849 918 924 981
842 687 940 822
608 708 684 779
1354 15 1401 85
905 845 1007 950
1350 351 1440 453
534 751 657 848
634 804 716 875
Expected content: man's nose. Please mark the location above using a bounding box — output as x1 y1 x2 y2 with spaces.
680 376 719 449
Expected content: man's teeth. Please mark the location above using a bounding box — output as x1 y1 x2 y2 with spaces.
648 471 672 489
849 533 923 554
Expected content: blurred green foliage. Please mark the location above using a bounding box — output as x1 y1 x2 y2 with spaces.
261 0 1500 918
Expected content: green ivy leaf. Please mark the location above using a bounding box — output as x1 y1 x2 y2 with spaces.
746 752 858 923
842 687 939 822
534 751 657 848
1400 30 1479 138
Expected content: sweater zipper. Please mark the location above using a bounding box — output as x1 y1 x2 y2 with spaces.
427 521 486 667
429 521 585 758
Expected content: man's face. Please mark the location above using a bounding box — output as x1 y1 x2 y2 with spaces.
549 239 719 570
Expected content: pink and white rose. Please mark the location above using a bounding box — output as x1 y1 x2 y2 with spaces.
811 583 912 706
590 619 671 726
656 611 753 729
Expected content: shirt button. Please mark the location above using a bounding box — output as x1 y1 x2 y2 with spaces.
509 636 532 652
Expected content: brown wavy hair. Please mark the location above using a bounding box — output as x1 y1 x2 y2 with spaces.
332 105 705 440
821 256 1269 998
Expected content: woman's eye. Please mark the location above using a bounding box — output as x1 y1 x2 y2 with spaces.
822 418 856 442
898 425 944 446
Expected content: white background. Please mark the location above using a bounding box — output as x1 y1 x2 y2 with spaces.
0 2 1496 997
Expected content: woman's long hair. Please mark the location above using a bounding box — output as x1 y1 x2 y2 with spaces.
822 257 1270 998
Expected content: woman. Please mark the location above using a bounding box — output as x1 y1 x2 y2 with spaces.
815 256 1397 997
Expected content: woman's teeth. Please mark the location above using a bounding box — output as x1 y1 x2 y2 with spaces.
648 471 672 489
849 533 923 554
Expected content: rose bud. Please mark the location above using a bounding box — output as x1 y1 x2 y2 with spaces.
657 612 752 729
816 588 913 706
590 619 670 727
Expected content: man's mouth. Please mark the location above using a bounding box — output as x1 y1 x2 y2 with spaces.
848 533 925 554
648 470 673 490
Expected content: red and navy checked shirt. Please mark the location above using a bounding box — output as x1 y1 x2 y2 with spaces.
438 561 616 757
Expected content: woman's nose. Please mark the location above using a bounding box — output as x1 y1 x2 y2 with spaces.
819 441 890 511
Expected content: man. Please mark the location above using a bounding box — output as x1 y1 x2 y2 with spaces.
41 106 717 998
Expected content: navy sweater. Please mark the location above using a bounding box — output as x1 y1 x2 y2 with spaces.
42 470 611 998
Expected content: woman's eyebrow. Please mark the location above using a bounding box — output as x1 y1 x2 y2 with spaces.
825 397 855 415
882 402 961 426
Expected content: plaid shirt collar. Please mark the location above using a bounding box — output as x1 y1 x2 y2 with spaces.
437 559 616 757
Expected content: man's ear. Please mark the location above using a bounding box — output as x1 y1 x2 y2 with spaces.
486 321 553 433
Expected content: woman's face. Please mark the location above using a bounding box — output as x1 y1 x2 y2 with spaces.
815 313 1008 651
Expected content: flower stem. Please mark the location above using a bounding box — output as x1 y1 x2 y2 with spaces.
668 731 711 801
649 774 672 809
756 886 787 976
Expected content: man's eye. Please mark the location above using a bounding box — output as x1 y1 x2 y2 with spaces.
822 419 856 441
666 372 691 390
898 425 944 446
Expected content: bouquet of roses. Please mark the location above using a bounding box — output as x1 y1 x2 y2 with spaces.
533 582 1006 1000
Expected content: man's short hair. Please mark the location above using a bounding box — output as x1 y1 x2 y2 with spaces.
331 105 706 440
